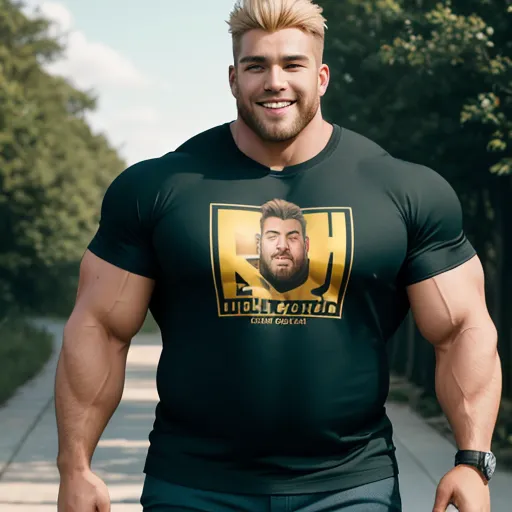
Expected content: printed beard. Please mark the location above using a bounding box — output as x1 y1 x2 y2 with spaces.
259 259 310 293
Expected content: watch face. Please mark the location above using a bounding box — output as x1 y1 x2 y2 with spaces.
484 452 496 479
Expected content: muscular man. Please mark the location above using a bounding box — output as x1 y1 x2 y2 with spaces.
55 0 502 511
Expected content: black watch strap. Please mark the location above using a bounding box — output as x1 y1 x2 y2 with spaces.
455 450 484 466
455 450 495 481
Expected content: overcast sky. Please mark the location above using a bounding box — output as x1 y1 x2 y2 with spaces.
22 0 239 166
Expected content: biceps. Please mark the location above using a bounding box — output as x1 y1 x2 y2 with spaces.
70 250 155 342
406 255 489 345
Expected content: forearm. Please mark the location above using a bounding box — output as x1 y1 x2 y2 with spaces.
434 322 502 451
55 313 129 473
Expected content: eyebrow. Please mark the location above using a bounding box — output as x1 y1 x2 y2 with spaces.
239 54 310 65
265 229 301 236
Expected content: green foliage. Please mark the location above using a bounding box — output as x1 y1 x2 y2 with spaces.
321 0 512 417
319 0 512 179
383 1 512 175
0 314 53 405
0 0 126 313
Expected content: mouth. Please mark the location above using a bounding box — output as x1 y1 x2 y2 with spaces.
273 256 292 264
257 100 297 113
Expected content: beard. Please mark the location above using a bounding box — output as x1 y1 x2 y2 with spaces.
236 93 320 143
259 252 310 293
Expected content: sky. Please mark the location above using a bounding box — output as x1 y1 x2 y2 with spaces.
22 0 239 166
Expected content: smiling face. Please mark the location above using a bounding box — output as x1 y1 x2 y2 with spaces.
229 28 329 143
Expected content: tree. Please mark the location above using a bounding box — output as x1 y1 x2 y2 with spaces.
0 0 126 314
320 0 511 180
318 0 512 404
379 0 512 176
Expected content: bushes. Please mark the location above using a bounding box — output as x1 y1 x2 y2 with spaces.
0 315 54 406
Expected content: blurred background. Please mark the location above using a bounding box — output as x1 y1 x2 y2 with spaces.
1 0 511 479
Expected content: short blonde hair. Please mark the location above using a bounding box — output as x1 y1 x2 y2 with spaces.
227 0 327 60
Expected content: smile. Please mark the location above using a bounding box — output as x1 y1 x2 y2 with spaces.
258 101 296 110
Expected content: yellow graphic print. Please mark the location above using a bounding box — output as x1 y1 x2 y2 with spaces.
210 199 354 319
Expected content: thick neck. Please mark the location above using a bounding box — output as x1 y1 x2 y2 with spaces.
230 109 333 171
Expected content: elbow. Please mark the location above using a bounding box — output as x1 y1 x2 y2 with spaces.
435 316 499 363
460 314 498 350
63 308 109 344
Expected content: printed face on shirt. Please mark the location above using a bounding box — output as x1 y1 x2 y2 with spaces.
210 199 353 320
258 216 309 286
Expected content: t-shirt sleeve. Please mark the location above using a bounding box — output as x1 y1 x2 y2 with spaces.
87 164 158 279
401 167 476 286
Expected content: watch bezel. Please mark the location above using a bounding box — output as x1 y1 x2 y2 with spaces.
484 451 496 480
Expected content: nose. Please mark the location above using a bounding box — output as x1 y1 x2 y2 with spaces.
276 236 289 251
264 65 288 92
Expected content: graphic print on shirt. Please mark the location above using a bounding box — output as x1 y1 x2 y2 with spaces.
210 199 354 320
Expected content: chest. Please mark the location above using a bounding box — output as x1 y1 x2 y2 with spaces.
151 172 408 308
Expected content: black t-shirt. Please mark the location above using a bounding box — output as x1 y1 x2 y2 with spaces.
88 123 476 494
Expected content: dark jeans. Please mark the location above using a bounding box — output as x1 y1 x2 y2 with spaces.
140 474 402 512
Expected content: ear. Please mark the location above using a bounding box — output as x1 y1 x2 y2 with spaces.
229 65 238 98
255 233 261 252
305 236 310 252
318 64 330 98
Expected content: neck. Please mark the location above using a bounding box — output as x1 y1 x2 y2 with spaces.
230 110 333 171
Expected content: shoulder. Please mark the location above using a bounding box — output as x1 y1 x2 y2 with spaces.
373 156 458 209
340 127 390 161
114 122 232 188
343 128 455 198
106 149 201 196
174 123 232 159
342 128 461 220
101 129 228 220
371 156 462 230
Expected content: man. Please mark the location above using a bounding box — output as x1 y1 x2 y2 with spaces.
55 0 502 511
256 198 310 294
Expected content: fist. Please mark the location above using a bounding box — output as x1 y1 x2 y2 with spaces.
58 469 111 512
433 465 490 512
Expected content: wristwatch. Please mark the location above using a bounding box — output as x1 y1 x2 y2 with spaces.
455 450 496 481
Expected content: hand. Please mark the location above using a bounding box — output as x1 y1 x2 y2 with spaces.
433 465 490 512
58 468 110 511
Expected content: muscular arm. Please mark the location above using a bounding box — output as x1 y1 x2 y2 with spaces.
407 255 502 452
55 250 155 473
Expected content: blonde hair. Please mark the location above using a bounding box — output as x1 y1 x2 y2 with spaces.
227 0 327 60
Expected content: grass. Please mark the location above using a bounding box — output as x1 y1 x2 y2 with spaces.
388 374 512 471
0 309 158 408
0 315 54 407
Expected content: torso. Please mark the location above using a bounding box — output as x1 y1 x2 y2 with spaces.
89 122 462 493
140 124 408 492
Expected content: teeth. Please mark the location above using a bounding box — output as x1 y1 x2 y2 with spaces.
262 101 293 109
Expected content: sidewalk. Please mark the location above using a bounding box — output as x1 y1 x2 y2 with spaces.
0 320 510 511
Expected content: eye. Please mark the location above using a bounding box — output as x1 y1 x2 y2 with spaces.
286 64 303 69
246 65 263 71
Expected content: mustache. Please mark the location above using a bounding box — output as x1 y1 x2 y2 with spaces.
271 249 292 260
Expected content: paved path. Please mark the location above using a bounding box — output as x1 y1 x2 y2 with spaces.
0 320 510 511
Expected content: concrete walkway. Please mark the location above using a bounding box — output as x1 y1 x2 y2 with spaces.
0 320 510 511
